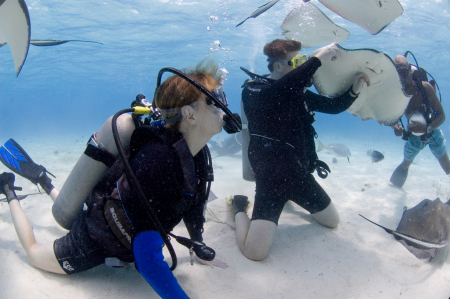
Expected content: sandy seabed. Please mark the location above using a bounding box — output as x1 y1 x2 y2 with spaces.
1 133 450 299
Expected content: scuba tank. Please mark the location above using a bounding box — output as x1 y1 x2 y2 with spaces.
241 100 255 182
52 95 155 229
52 114 136 229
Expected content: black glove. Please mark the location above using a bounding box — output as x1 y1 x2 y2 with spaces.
171 234 216 261
0 172 22 203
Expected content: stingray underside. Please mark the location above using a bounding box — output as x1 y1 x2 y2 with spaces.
0 0 30 76
312 43 411 126
280 2 349 48
318 0 404 35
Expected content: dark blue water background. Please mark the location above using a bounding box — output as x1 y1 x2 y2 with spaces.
1 0 449 145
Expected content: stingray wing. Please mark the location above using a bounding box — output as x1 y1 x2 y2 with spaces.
0 0 30 76
319 0 404 34
280 2 349 48
311 43 411 126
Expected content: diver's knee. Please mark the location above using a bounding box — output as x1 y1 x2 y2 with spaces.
312 202 340 228
242 244 270 261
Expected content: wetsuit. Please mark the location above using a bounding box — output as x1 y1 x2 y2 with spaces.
242 57 357 224
53 126 211 298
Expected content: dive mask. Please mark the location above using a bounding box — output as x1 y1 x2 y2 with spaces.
267 54 307 69
288 54 307 69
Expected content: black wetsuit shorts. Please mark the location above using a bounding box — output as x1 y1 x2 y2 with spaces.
53 211 107 274
251 172 331 224
248 138 331 224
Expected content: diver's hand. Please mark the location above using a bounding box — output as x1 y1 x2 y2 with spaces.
408 121 427 134
393 124 404 136
313 43 339 64
196 256 228 269
0 172 21 196
352 73 371 94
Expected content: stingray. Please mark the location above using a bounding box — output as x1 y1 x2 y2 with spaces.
280 2 349 48
311 43 411 126
236 0 280 27
0 0 30 76
208 133 242 157
318 0 404 34
360 198 450 260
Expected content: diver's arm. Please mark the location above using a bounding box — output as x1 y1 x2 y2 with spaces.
133 231 189 299
306 88 357 114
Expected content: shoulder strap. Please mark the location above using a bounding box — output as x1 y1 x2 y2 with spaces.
240 67 273 88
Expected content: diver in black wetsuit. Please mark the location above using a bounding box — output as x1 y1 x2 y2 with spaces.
233 39 370 261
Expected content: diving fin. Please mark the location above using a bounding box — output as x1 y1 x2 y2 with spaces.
0 139 55 193
390 164 408 187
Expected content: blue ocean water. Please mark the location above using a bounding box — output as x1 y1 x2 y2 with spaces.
1 0 449 142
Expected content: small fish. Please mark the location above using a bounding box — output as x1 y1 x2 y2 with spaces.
367 149 384 163
236 0 280 27
317 140 351 163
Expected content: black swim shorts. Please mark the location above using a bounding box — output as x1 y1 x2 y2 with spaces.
251 172 331 224
53 211 107 274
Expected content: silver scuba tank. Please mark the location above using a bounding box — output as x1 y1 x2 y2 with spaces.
241 100 255 182
52 114 135 229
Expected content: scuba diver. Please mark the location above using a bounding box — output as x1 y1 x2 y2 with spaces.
233 39 370 261
390 54 450 187
0 59 241 298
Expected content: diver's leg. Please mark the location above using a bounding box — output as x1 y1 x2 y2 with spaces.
428 129 450 175
48 188 59 202
233 185 282 260
8 200 66 274
401 159 413 169
291 173 340 228
312 202 340 228
438 152 450 175
236 218 276 261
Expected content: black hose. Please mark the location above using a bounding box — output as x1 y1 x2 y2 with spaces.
112 108 177 271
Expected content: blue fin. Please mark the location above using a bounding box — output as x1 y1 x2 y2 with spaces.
0 139 33 172
0 139 54 186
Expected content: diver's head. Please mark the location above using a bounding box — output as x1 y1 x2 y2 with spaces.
154 59 225 137
394 55 413 89
264 39 304 79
